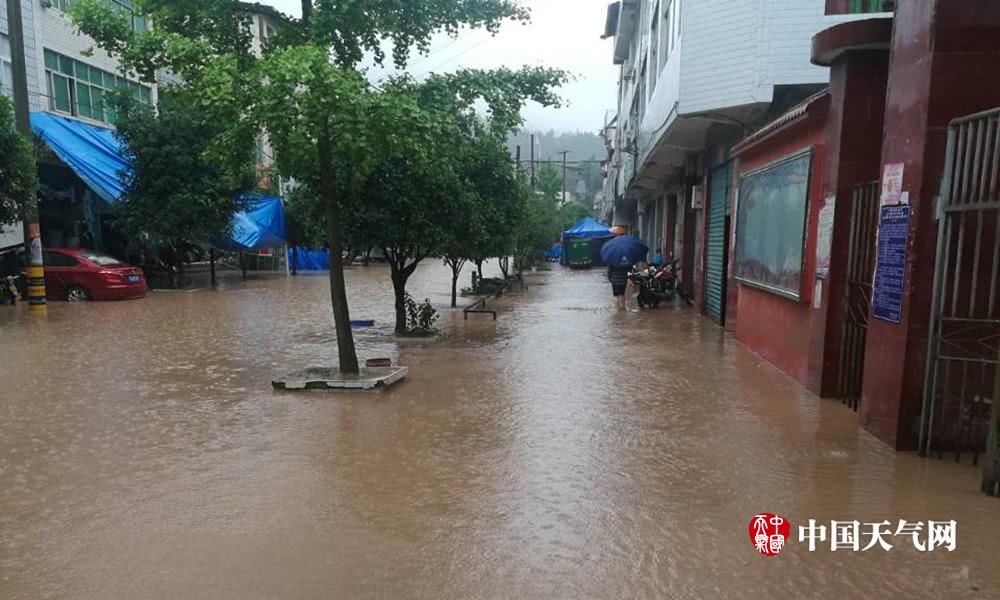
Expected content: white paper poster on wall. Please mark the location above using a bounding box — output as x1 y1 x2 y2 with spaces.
815 195 836 278
881 162 905 206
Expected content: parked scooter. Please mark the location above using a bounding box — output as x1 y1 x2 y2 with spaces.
629 259 679 308
0 275 20 306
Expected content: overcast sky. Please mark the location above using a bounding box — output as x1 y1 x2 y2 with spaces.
257 0 618 133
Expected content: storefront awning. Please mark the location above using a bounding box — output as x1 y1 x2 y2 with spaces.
30 112 127 204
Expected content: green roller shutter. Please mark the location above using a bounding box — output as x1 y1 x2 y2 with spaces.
705 162 732 324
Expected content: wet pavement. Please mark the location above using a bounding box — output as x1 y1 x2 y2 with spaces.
0 263 997 600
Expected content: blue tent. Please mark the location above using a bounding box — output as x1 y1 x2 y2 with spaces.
563 217 613 239
30 112 286 250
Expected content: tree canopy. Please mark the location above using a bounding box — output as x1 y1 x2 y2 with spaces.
112 92 249 264
0 96 37 227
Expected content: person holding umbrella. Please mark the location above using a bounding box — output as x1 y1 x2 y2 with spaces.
601 235 649 310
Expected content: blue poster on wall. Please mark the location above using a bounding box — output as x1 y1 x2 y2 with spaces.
872 205 911 324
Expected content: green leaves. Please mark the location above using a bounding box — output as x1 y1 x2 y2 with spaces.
0 96 38 225
112 93 249 246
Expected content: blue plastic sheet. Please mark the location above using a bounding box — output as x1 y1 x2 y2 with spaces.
31 112 286 250
562 217 612 239
30 112 127 204
287 248 330 271
216 194 287 251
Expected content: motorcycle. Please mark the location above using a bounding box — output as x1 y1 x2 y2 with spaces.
0 275 20 306
629 259 679 308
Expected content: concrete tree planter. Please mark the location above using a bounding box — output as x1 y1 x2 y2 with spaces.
272 366 408 391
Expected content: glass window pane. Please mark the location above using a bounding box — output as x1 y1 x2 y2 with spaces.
59 56 75 76
0 34 11 59
76 82 93 118
139 86 151 104
91 87 105 122
51 75 72 113
90 66 104 85
133 15 146 33
45 50 58 71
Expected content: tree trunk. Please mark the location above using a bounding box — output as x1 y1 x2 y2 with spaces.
209 248 216 287
499 256 510 280
391 265 409 335
290 245 298 276
447 258 464 308
301 0 312 29
476 259 484 280
318 134 359 373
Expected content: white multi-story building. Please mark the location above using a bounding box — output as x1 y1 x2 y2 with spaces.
599 0 856 322
0 1 282 252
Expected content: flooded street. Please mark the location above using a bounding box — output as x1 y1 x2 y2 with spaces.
0 263 997 599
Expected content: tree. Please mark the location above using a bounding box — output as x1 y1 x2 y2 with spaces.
72 0 545 374
558 201 592 232
440 130 519 307
514 182 559 273
112 92 250 285
0 95 37 227
536 162 563 204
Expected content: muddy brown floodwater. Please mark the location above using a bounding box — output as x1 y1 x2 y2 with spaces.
0 262 997 599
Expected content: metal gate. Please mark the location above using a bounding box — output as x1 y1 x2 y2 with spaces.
837 181 880 410
705 162 732 324
920 108 1000 476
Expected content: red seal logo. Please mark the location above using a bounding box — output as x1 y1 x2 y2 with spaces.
749 513 791 556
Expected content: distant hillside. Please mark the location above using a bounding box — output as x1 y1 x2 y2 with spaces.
507 130 605 161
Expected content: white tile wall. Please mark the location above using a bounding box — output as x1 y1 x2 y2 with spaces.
1 0 43 111
678 0 831 114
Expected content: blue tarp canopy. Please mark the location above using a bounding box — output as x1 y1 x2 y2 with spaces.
563 217 613 239
288 248 330 271
213 194 287 251
31 112 127 204
31 112 286 250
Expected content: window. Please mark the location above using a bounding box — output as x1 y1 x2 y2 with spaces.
52 0 147 32
44 49 152 124
0 34 13 97
43 251 80 268
659 0 670 72
734 151 813 300
648 1 659 92
849 0 885 13
80 252 122 266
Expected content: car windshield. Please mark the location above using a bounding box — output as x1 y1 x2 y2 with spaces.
80 252 124 266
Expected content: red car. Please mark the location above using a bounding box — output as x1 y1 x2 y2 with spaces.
43 248 146 302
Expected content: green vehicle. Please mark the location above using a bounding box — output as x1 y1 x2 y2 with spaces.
566 238 593 268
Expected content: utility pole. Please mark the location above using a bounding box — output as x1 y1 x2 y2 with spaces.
559 150 571 205
530 133 536 189
6 0 46 312
515 145 521 177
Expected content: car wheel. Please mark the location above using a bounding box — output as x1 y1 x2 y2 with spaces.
66 286 90 302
